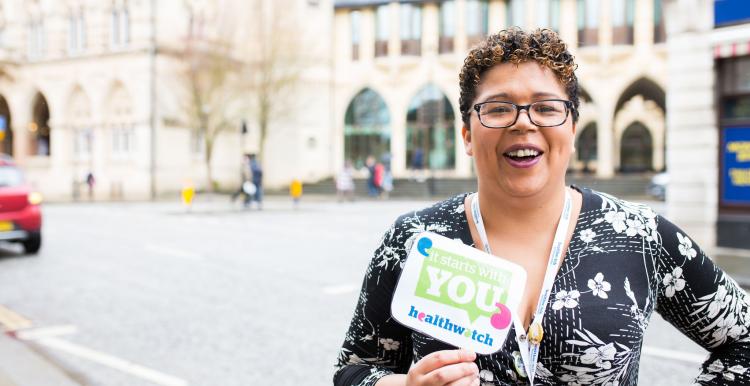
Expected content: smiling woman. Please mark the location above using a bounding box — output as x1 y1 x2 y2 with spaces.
334 28 750 386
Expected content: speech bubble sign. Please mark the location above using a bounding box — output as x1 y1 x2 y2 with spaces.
391 232 527 355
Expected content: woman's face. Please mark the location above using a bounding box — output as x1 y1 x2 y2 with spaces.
463 61 576 198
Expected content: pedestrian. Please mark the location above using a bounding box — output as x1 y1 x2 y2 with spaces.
334 28 750 386
365 155 378 197
336 160 355 202
249 154 263 210
290 178 302 209
231 154 253 208
373 161 385 198
85 171 95 201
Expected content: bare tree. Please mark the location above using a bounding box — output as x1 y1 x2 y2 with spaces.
178 1 244 191
244 0 306 161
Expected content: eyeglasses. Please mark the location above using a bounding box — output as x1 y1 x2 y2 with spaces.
473 99 574 129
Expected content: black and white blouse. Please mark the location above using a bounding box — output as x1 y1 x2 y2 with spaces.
334 187 750 386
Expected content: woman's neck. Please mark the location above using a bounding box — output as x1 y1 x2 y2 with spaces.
476 183 569 237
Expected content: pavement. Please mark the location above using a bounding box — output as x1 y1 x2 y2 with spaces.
0 332 80 386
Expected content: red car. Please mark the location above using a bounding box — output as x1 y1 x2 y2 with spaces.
0 156 42 254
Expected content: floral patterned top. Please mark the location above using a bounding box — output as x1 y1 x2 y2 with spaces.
334 187 750 386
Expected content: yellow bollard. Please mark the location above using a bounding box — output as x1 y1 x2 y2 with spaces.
290 179 302 208
181 182 195 210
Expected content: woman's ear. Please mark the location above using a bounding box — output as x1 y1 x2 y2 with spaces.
462 124 473 156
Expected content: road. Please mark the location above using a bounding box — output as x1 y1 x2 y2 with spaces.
0 196 709 386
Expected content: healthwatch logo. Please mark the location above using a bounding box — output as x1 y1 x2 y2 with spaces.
413 237 513 329
391 232 526 354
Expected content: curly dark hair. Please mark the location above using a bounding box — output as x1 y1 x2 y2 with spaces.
458 28 580 127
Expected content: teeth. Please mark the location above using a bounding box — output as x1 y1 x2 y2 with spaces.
507 149 540 157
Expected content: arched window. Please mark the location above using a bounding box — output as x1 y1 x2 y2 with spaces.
406 85 455 170
344 88 391 169
105 82 135 157
620 122 652 172
30 92 51 156
67 86 92 160
576 123 597 173
0 95 12 155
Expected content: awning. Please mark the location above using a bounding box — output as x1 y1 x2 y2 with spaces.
714 40 750 58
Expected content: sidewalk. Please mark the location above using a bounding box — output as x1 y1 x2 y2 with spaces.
0 333 80 386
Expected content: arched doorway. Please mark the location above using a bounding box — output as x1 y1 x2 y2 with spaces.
576 123 597 173
30 92 51 156
406 84 455 170
620 122 652 172
0 95 12 155
344 88 391 169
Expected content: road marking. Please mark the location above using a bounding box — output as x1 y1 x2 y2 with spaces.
642 345 706 364
144 245 203 261
15 325 77 340
322 284 359 295
36 337 188 386
0 304 32 332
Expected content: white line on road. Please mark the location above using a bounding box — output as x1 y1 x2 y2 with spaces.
322 284 359 295
642 345 706 364
15 325 77 340
36 337 189 386
144 244 203 261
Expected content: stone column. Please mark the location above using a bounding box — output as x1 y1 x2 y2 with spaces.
664 0 716 247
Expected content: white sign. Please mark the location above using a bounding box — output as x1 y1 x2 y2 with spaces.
391 232 527 355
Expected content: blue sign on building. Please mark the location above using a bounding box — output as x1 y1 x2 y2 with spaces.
722 127 750 205
715 0 750 27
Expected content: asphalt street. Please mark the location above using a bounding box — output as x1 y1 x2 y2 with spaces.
0 196 711 386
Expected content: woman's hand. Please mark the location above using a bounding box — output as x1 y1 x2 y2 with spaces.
376 349 479 386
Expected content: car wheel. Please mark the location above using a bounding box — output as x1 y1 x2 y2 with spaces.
22 232 41 254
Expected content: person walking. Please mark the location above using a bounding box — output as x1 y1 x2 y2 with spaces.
249 154 263 210
336 160 355 202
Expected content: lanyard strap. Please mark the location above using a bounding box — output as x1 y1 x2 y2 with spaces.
470 189 573 385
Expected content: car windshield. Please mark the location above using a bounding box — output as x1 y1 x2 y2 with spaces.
0 166 24 187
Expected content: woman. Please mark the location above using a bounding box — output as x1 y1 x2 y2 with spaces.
334 28 750 386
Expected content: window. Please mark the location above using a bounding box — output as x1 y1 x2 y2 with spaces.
466 0 488 48
351 10 361 61
111 5 130 48
112 126 134 156
68 9 86 55
537 0 561 32
375 5 389 57
719 57 750 123
27 19 45 60
577 0 599 47
344 88 391 169
654 0 665 43
400 4 421 56
612 0 635 45
439 1 455 54
506 0 524 28
406 85 456 170
74 128 93 159
191 130 205 155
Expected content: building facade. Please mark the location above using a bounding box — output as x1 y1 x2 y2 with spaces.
333 0 668 180
665 0 750 251
0 0 334 200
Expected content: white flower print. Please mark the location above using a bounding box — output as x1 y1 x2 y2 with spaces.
378 338 400 351
625 218 645 237
579 229 596 243
662 267 686 298
705 359 748 381
604 211 627 233
707 285 731 318
560 372 595 385
552 290 581 310
454 204 465 214
677 232 697 260
479 369 494 386
580 343 616 369
587 273 612 299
